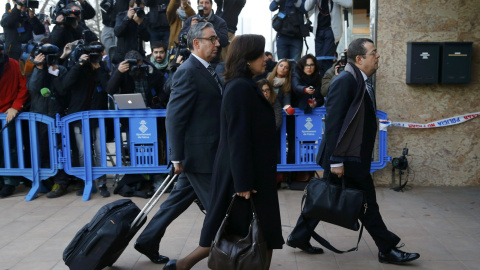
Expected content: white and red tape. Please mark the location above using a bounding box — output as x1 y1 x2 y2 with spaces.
379 112 480 130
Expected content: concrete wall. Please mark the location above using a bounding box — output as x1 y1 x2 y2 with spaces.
373 0 480 186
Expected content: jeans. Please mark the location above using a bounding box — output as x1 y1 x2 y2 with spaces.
101 26 117 58
72 121 106 186
315 27 336 77
276 34 303 61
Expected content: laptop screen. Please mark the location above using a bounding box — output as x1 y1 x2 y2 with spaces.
113 93 147 110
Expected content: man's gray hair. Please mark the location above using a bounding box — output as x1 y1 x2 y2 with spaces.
187 22 214 50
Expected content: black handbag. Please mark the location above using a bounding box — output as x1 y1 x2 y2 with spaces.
271 12 283 32
207 194 268 270
301 176 368 253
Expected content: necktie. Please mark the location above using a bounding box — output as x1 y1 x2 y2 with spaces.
365 77 376 111
207 65 223 94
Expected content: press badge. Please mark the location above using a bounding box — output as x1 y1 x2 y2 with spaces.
17 26 25 33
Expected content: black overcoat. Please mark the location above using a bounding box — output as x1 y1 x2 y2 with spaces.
199 76 284 249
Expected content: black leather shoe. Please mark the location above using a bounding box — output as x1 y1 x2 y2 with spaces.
134 243 169 264
163 259 177 270
378 247 420 264
286 236 324 254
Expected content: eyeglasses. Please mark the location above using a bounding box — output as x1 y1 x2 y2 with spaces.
197 36 220 44
305 64 315 67
361 50 379 57
262 89 270 93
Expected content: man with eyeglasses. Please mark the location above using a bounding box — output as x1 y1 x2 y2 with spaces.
287 38 420 265
134 22 223 265
178 0 228 66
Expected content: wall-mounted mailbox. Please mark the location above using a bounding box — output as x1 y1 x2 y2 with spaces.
440 42 473 83
406 42 440 84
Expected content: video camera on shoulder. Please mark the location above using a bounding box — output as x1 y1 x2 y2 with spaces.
14 0 39 9
169 34 191 65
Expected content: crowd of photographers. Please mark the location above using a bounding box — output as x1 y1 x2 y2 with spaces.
0 0 349 199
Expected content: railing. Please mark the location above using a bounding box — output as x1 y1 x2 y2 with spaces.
0 108 391 201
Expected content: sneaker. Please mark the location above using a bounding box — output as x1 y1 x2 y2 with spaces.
99 185 110 198
46 184 68 198
0 184 15 198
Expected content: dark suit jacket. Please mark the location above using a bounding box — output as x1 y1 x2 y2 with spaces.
166 55 222 173
317 67 377 177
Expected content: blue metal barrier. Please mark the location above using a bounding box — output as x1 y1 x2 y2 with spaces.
59 110 168 201
0 113 58 201
277 108 391 172
1 108 391 201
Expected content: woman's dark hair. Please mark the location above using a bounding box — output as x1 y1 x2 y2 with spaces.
223 34 265 83
295 54 321 86
257 79 276 104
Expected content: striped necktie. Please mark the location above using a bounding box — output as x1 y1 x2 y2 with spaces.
207 65 223 94
365 77 376 111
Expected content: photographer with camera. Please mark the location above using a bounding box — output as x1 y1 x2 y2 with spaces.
304 0 352 76
270 0 308 61
108 50 167 109
26 43 72 198
0 42 29 198
100 0 130 57
1 0 45 60
52 0 96 24
49 3 97 55
113 0 150 65
62 41 111 197
145 0 170 43
321 49 347 97
178 0 227 66
166 0 195 49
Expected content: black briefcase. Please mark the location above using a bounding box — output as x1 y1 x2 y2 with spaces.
300 176 367 253
301 176 366 231
63 174 177 270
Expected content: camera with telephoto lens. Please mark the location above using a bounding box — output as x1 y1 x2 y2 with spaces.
82 44 104 63
335 51 347 73
392 147 408 170
100 0 113 13
133 7 145 19
53 8 81 26
124 58 149 76
196 5 205 20
14 0 39 9
33 44 60 66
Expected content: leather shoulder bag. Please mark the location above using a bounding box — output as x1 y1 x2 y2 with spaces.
301 176 367 253
208 194 268 270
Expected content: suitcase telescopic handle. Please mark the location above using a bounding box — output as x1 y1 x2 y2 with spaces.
131 174 178 229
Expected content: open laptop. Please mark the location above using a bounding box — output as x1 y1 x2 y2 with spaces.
114 93 147 109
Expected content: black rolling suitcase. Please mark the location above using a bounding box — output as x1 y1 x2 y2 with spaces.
63 174 178 270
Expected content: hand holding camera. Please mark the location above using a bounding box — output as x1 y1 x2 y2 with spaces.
78 54 89 65
118 60 130 73
34 53 45 69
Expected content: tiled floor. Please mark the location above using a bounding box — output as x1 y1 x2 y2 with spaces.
1 182 479 270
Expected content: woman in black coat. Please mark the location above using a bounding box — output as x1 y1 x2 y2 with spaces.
165 34 284 270
292 54 325 114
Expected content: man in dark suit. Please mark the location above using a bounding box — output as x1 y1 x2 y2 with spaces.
134 22 222 264
287 38 420 265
